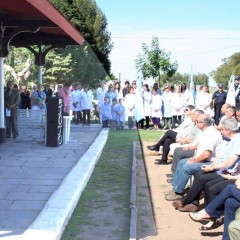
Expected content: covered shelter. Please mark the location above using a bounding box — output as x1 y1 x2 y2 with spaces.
0 0 85 143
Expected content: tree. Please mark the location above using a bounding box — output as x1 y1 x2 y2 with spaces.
4 47 37 86
43 49 74 84
212 52 240 88
194 73 209 86
135 36 178 86
160 72 208 88
50 0 113 77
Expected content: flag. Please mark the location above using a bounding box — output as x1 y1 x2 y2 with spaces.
187 66 195 106
134 78 144 122
226 74 235 106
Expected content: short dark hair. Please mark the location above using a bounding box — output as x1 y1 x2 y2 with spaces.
185 105 195 111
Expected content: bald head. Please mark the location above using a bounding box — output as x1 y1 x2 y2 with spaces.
197 113 213 130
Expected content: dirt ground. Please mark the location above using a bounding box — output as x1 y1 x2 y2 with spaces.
141 141 224 240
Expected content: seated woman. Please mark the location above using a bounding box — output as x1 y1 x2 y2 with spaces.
189 180 240 240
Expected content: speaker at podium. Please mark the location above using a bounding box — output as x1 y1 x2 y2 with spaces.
46 97 63 147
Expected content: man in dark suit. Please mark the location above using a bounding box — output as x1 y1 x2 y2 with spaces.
212 83 227 125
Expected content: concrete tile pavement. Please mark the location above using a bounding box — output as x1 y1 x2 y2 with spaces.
0 124 108 240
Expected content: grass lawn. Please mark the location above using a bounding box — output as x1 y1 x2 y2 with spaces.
61 128 162 240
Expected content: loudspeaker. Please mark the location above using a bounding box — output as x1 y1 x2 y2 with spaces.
46 97 63 147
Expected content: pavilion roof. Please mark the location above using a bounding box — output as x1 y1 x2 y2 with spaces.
0 0 84 47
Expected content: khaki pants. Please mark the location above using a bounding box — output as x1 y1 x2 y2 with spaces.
229 208 240 240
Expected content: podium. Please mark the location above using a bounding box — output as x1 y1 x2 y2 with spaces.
46 97 63 147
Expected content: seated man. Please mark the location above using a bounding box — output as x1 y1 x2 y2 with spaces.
166 109 204 182
236 107 240 131
214 103 231 131
171 117 240 211
165 113 223 201
168 109 203 161
147 105 195 164
167 109 204 170
189 183 240 240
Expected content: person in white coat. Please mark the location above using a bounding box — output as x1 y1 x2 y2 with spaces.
97 80 107 123
171 85 184 129
71 83 81 124
124 86 136 129
151 88 163 130
80 84 93 125
196 85 212 115
140 84 152 129
162 85 172 129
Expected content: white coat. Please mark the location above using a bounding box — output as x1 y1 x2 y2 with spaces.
162 91 172 118
171 92 184 116
80 90 93 110
124 93 136 117
143 91 152 116
196 92 212 114
71 90 81 111
151 94 163 118
97 87 107 107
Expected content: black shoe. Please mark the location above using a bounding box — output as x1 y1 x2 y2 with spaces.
147 145 159 151
155 159 168 165
166 174 173 178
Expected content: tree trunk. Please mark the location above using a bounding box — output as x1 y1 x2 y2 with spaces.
4 59 32 86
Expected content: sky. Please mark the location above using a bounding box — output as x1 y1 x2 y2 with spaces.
95 0 240 84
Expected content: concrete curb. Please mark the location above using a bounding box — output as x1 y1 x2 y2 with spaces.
16 128 109 240
129 141 137 240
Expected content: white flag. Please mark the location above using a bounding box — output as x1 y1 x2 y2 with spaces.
226 74 235 106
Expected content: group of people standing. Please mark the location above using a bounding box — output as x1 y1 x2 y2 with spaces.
4 81 94 139
97 81 125 129
96 79 225 131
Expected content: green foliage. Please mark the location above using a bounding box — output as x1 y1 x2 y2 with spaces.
155 71 208 88
212 52 240 88
5 0 113 88
50 0 113 76
194 73 209 86
44 49 74 83
5 47 39 85
6 47 30 72
135 36 178 86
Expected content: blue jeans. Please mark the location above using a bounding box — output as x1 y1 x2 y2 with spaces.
172 158 209 194
205 184 240 240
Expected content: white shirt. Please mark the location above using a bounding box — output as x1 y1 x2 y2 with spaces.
195 125 223 160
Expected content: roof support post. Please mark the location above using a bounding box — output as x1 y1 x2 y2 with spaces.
27 44 56 84
0 57 6 142
0 26 39 143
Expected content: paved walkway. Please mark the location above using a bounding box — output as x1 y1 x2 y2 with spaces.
0 124 108 240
